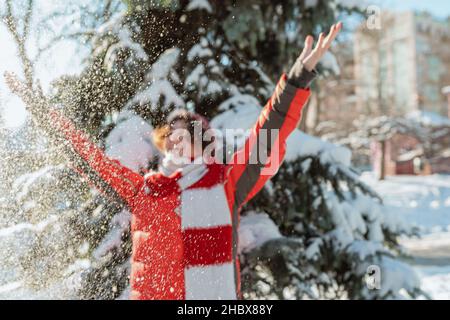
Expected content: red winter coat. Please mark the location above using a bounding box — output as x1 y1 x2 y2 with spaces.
48 74 310 299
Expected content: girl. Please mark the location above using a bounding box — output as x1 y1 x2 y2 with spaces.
6 22 342 300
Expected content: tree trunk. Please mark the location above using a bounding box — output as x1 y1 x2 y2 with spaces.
379 140 386 180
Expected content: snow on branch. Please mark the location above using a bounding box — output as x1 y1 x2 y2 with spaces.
407 110 450 128
238 212 282 254
105 110 155 172
212 100 352 166
186 0 212 13
93 13 148 71
126 48 184 111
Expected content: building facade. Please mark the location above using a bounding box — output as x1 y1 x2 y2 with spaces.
354 11 450 117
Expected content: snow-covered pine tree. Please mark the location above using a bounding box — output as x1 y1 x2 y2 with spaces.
212 106 421 299
5 0 423 299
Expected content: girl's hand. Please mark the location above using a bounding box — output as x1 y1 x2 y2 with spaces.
4 72 47 114
299 22 343 72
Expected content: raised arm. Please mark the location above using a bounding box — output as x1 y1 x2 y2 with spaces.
225 22 342 210
4 73 143 206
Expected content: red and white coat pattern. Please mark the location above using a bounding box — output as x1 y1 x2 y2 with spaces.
47 73 311 300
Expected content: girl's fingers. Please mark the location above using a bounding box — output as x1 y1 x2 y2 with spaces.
305 35 314 52
4 72 21 93
304 36 314 57
300 22 342 70
299 35 314 61
4 72 34 104
315 32 325 52
299 40 308 60
325 24 336 41
324 22 342 50
331 22 342 40
331 22 342 39
324 27 336 49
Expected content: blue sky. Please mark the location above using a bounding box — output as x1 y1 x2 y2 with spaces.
1 1 449 128
374 0 450 18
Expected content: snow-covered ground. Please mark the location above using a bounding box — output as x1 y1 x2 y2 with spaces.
361 173 450 233
361 173 450 299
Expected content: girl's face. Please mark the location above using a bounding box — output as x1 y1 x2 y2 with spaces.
164 120 203 160
164 120 186 153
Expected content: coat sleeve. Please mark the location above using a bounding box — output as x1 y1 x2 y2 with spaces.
48 109 144 205
224 73 311 211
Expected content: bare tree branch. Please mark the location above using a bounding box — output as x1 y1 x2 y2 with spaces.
33 0 122 63
3 0 34 87
23 0 33 40
34 31 96 63
103 0 113 22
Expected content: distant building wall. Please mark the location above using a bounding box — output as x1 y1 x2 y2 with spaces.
415 15 450 116
443 86 450 118
354 11 450 117
354 11 418 116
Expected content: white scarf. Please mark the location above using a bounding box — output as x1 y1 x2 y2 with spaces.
159 153 208 190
